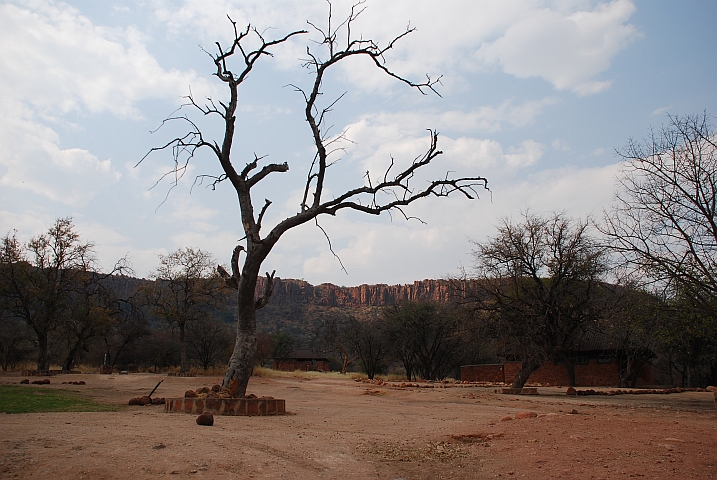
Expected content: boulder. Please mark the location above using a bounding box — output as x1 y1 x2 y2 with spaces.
196 411 214 426
515 411 538 419
500 416 513 422
185 390 198 398
706 386 717 393
19 379 29 384
566 387 577 396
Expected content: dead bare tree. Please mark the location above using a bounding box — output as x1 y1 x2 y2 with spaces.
141 5 488 397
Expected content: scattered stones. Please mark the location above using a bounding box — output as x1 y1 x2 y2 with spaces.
128 395 164 406
500 416 513 422
515 411 538 419
566 387 577 396
196 411 214 426
31 379 50 385
19 379 29 384
184 386 234 399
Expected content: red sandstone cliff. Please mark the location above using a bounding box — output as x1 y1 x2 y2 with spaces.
256 277 473 307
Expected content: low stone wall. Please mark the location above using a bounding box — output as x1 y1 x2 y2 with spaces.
21 370 81 376
165 397 286 416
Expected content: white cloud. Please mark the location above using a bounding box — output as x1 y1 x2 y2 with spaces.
338 110 546 178
0 1 208 117
0 1 214 206
552 139 571 151
652 106 672 116
0 99 121 206
157 1 638 97
475 0 639 95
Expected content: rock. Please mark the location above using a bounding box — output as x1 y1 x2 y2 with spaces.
515 411 538 419
196 411 214 426
196 386 211 395
244 393 258 399
137 396 151 406
151 397 166 405
211 384 221 392
185 390 198 398
566 387 577 396
31 379 50 385
76 380 86 385
568 409 579 415
128 397 141 405
706 386 717 392
500 416 513 422
19 379 29 384
152 443 166 449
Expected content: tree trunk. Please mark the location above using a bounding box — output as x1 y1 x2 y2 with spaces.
63 345 79 371
222 257 262 397
511 358 542 388
36 331 50 371
179 325 188 373
565 360 576 387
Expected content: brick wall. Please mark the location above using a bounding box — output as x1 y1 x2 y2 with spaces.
460 364 505 383
462 359 634 387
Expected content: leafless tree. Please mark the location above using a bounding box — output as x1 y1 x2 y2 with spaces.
471 213 608 388
144 247 226 373
600 112 717 312
142 5 487 396
1 219 99 370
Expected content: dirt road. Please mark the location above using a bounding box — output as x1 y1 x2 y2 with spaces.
1 373 715 479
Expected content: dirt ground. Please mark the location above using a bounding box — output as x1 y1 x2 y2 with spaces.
0 372 715 479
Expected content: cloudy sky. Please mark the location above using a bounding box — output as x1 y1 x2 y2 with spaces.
1 0 715 286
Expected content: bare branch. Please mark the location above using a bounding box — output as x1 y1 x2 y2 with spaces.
255 270 276 309
315 218 348 274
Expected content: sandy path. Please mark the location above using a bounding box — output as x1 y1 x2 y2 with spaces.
1 373 715 479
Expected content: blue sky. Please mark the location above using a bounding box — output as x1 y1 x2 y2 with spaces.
1 0 716 286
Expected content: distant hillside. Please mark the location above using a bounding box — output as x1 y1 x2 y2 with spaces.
109 275 472 342
257 277 472 306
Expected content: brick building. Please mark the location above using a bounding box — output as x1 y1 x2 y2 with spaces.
272 349 330 372
461 332 654 387
461 356 653 387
